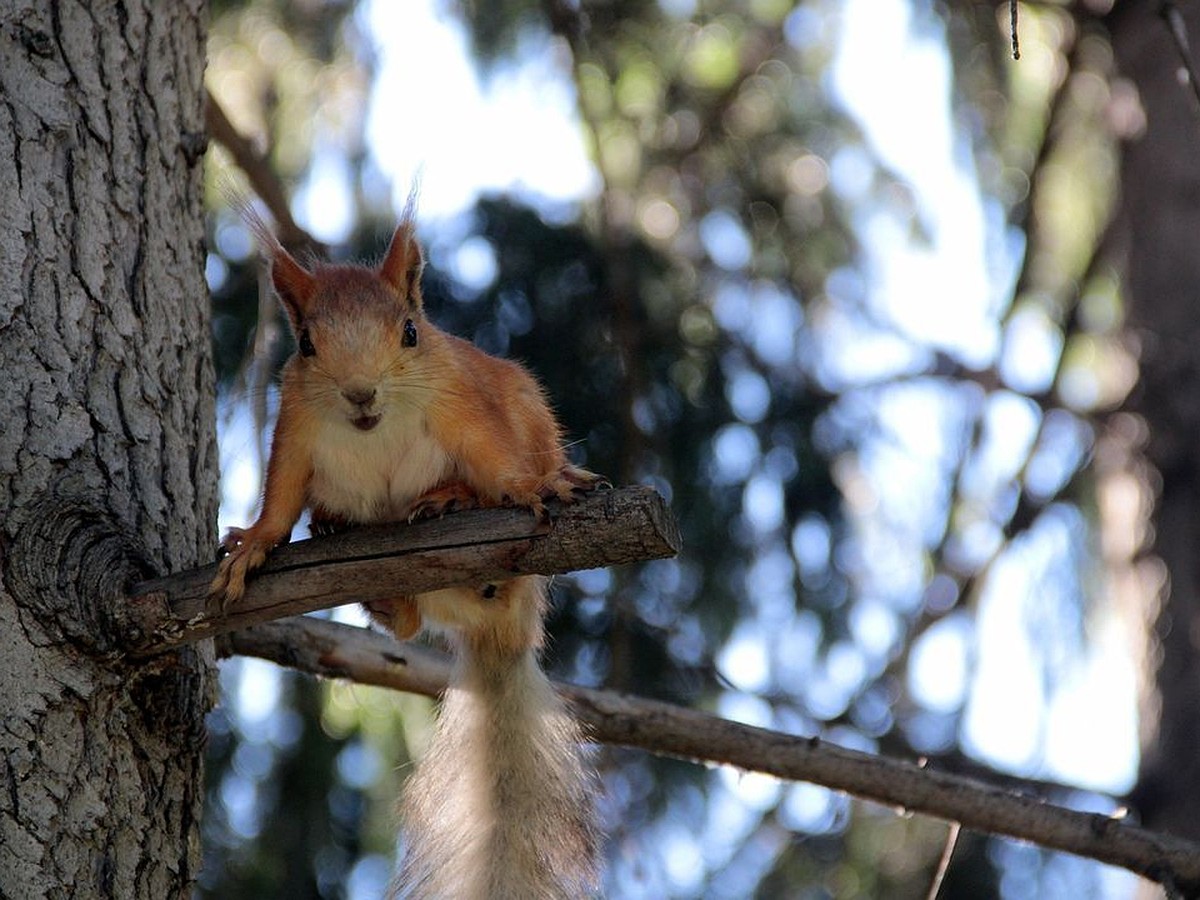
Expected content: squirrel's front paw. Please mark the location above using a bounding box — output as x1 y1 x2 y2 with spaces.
540 465 610 505
406 482 480 522
210 529 272 611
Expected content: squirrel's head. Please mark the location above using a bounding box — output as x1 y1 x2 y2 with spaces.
268 214 430 432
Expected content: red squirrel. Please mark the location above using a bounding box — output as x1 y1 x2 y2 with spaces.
209 197 602 898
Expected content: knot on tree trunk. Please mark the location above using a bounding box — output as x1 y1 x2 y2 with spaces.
8 486 154 655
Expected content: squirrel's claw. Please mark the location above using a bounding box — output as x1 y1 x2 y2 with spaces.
537 465 607 506
215 526 247 561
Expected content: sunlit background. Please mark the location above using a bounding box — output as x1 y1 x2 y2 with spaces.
201 1 1158 897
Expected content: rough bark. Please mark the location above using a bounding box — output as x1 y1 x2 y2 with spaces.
1110 2 1200 843
0 2 215 897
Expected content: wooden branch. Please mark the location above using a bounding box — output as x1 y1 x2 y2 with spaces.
121 486 678 655
227 615 1200 894
205 87 317 251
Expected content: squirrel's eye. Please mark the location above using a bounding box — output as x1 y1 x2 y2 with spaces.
402 318 418 348
298 328 316 358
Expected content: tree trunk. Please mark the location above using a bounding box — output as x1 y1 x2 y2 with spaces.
1110 2 1200 841
0 2 215 897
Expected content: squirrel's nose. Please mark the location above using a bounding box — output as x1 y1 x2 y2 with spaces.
343 386 377 407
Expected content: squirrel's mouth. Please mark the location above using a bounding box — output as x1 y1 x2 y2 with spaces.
352 414 381 432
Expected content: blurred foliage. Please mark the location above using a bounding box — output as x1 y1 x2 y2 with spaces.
200 1 1143 898
207 0 370 180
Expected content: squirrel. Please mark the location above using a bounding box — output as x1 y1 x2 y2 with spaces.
209 195 603 899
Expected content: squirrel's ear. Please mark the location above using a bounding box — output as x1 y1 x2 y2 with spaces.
271 246 316 326
379 220 425 306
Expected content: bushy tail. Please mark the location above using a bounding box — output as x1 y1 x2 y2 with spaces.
390 579 600 900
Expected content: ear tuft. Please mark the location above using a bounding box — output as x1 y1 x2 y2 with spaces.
379 183 425 306
270 247 317 327
220 182 317 329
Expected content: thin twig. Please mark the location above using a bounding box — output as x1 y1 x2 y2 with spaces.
1160 1 1200 111
926 821 962 900
1006 19 1083 303
1011 0 1021 60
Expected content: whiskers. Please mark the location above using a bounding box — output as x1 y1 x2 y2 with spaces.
380 357 474 406
298 373 347 409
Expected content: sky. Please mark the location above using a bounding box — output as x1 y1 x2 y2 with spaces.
363 1 598 221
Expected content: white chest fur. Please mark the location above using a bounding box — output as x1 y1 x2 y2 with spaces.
306 406 452 523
